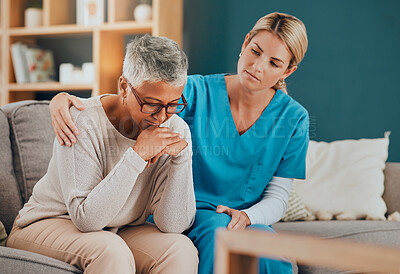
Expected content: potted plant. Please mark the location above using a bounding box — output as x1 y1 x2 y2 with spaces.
25 0 43 28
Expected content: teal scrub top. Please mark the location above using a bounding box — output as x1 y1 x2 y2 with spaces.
178 74 309 210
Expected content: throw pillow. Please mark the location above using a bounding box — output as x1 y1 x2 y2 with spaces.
0 221 7 246
293 132 390 220
281 188 313 222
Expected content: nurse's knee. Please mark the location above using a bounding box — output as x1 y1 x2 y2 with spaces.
207 213 231 231
197 213 231 243
249 224 276 233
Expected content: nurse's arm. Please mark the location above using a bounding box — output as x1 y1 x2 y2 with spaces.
242 177 293 226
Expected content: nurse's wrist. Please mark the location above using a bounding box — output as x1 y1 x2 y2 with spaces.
241 211 251 226
242 209 254 225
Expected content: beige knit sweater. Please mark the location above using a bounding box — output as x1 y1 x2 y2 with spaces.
17 95 195 233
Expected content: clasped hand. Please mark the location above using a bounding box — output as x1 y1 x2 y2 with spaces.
132 126 188 167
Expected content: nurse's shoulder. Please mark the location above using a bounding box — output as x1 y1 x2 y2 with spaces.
279 90 309 121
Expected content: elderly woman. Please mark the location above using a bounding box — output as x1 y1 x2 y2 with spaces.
48 12 309 274
6 35 198 274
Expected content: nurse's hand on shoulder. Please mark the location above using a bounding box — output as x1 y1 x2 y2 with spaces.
49 92 84 147
216 205 251 231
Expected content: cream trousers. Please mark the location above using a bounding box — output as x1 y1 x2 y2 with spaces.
7 217 198 274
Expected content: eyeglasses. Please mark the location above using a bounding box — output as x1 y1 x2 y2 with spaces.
123 76 187 114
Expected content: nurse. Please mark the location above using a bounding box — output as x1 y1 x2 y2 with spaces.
49 12 309 274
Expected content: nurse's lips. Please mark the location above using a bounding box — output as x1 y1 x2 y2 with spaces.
245 70 260 81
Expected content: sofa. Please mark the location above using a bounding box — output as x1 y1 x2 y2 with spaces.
1 100 400 274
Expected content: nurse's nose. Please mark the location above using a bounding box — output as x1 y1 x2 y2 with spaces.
253 58 268 73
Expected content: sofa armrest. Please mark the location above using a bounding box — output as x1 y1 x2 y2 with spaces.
0 246 82 274
383 162 400 215
215 229 400 274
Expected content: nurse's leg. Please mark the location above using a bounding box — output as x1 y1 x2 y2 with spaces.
187 209 231 274
187 210 293 274
249 224 294 274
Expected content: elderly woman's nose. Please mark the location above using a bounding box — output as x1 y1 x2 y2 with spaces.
154 107 168 123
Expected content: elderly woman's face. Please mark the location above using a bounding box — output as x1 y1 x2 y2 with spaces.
237 30 296 92
125 80 185 133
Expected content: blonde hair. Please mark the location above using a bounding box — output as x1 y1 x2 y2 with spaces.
248 12 308 91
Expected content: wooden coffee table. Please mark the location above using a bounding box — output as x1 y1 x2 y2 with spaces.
215 229 400 274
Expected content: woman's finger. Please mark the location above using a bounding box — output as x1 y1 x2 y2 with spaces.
70 96 86 111
52 119 64 146
231 213 247 231
164 140 187 156
151 149 165 164
227 212 240 230
216 205 231 215
54 115 73 146
59 106 79 137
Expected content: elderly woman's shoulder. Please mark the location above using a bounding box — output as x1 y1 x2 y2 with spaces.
70 96 104 127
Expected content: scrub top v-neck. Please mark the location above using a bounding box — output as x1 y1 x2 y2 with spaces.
178 74 309 210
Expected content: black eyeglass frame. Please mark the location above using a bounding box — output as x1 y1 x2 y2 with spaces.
123 76 187 114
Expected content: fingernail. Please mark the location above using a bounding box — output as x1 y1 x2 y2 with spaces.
66 142 71 146
74 130 79 135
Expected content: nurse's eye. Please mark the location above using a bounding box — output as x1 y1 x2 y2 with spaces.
251 49 260 56
270 61 279 68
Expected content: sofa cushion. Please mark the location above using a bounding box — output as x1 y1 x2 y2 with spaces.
273 221 400 273
293 135 389 221
0 221 7 246
0 246 81 273
383 162 400 215
1 101 55 204
281 188 312 222
272 220 400 247
0 109 22 234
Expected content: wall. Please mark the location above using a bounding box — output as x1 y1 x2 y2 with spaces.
38 0 400 161
182 0 400 162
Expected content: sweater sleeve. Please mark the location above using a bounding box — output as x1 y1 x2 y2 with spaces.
242 177 293 226
150 122 196 233
56 114 147 232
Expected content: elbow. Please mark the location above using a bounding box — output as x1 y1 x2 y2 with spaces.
67 200 105 232
69 208 105 232
72 219 104 233
155 212 195 234
156 221 189 234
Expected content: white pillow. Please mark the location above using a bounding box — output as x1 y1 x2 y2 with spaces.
281 188 313 222
293 132 390 220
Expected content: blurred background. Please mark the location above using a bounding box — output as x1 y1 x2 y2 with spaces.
3 0 400 161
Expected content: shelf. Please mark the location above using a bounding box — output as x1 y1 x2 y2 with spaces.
1 0 183 105
9 21 153 37
100 21 153 34
9 25 95 37
9 82 93 92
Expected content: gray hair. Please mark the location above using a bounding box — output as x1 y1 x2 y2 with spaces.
122 34 188 88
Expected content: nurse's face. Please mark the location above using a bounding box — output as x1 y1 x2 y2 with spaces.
237 30 297 91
